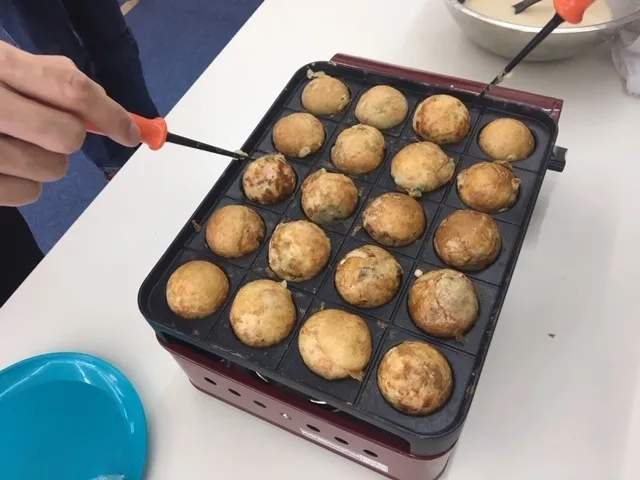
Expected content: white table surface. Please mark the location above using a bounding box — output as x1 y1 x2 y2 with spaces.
2 0 640 478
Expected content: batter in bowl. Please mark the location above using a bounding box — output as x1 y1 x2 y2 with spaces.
464 0 612 27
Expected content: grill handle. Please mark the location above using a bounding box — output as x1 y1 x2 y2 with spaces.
548 146 567 172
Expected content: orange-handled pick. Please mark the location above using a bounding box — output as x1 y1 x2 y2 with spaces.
84 113 248 159
553 0 594 24
513 0 593 19
477 0 595 100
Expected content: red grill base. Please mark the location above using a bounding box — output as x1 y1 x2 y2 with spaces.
159 334 451 480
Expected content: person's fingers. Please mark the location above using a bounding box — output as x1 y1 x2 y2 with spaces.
0 174 42 207
0 135 69 182
0 85 86 154
0 41 140 147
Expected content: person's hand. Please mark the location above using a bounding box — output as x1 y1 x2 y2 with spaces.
0 41 141 207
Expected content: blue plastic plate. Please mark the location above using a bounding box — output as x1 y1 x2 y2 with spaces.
0 352 147 480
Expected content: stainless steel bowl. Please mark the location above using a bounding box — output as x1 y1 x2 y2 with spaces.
444 0 640 61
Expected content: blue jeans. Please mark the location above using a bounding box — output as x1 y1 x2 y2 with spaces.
0 0 159 173
0 1 160 305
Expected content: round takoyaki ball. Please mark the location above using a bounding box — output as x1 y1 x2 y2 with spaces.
457 161 521 213
301 76 350 115
409 269 478 338
205 205 265 258
478 118 534 162
268 220 331 282
377 341 453 415
335 245 403 308
272 112 325 158
301 169 359 224
331 124 385 175
413 94 470 145
230 279 296 348
362 193 426 247
166 260 229 319
355 85 408 130
434 210 501 271
242 154 296 205
298 309 373 380
391 142 455 197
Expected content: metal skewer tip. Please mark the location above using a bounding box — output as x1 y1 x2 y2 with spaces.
512 0 542 14
476 76 501 103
